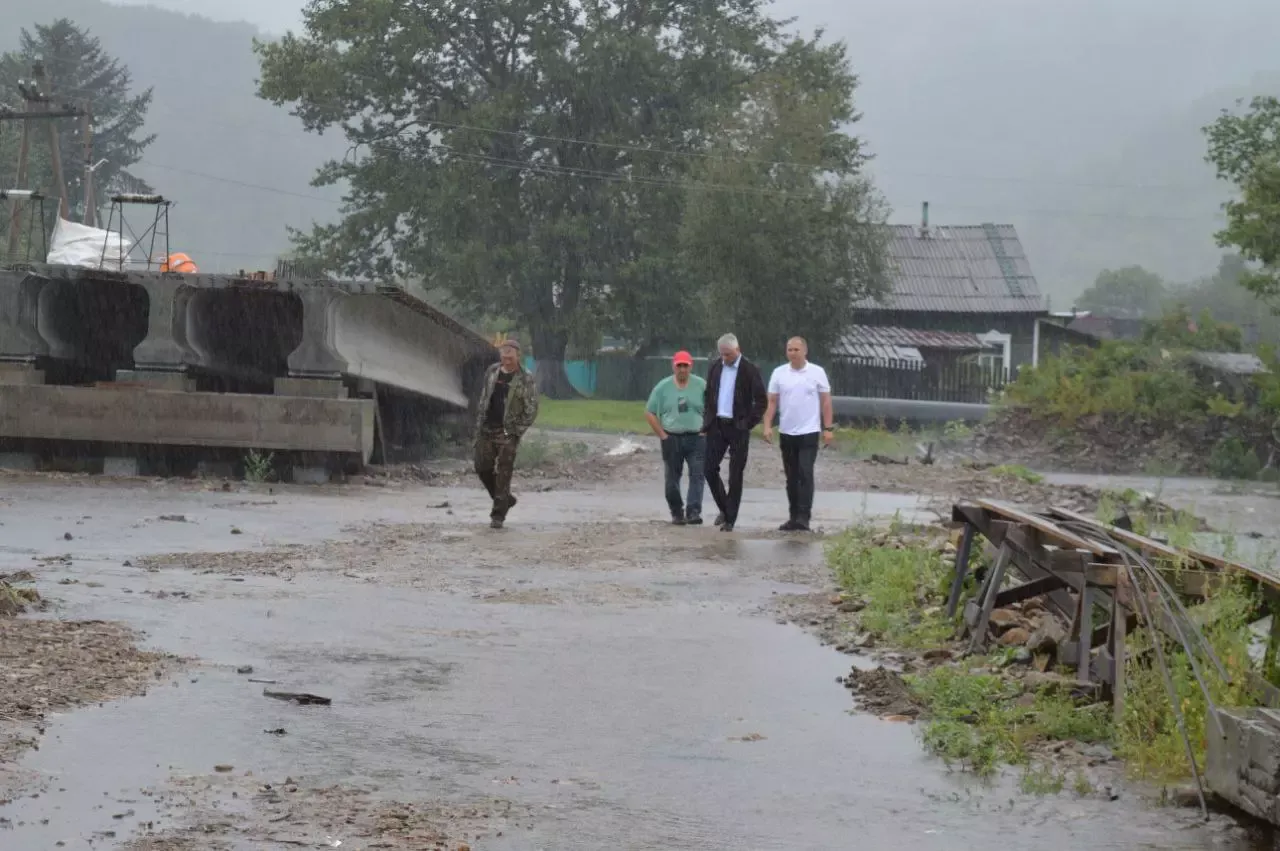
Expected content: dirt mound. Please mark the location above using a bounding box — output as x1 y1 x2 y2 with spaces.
841 666 922 718
0 619 176 760
971 407 1275 476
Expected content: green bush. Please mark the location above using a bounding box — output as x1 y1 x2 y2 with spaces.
1208 436 1261 480
1005 308 1253 424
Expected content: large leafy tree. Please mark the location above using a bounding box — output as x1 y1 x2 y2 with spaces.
1203 96 1280 304
0 19 155 222
255 0 869 395
680 38 889 359
1075 265 1166 318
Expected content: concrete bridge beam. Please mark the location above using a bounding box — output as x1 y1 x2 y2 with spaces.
132 278 199 372
286 288 348 379
0 270 50 362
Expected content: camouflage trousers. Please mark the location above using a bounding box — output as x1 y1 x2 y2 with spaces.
474 427 520 519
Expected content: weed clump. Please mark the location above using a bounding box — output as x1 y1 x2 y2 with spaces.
825 521 954 649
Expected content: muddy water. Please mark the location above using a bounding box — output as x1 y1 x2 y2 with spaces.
0 477 1272 849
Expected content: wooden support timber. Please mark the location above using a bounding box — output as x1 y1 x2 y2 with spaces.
948 498 1280 724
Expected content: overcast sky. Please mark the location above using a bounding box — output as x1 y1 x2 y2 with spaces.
102 0 1280 289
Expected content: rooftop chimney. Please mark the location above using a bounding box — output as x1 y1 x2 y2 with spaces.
921 201 930 237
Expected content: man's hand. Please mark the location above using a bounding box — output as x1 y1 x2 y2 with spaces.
822 428 834 448
656 429 668 441
762 424 772 444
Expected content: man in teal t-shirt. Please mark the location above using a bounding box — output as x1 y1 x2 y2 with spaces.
644 350 707 525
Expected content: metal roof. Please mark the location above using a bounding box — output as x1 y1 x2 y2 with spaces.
855 224 1046 314
1187 351 1270 376
833 325 995 367
837 324 995 353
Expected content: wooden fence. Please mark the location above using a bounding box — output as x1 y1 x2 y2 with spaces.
825 358 1010 404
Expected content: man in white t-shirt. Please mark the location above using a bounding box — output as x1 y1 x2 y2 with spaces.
762 337 833 531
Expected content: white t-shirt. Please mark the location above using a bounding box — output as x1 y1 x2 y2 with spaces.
768 362 831 436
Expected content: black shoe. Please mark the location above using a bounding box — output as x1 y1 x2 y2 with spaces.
720 521 735 532
685 513 703 526
671 513 687 526
714 513 726 527
779 519 801 531
490 517 504 529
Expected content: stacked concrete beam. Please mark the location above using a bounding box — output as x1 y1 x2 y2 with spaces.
1206 706 1280 823
0 265 496 478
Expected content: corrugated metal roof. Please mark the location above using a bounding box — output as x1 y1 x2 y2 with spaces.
1188 352 1270 376
835 342 925 366
855 224 1047 314
836 324 995 352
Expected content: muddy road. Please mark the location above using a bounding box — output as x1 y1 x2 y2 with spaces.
0 436 1273 849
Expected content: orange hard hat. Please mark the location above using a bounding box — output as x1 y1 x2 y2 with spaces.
161 252 198 273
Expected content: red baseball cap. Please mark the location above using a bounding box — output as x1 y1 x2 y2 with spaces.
672 350 693 366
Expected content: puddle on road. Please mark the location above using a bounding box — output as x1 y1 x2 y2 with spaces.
0 569 1264 850
0 480 1273 849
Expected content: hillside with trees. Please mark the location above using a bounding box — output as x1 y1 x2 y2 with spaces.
1 0 346 273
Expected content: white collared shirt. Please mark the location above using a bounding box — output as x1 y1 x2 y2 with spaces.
717 355 741 419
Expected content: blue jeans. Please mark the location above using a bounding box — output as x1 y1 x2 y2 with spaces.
661 433 705 518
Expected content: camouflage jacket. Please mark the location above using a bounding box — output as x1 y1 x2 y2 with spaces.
474 363 539 438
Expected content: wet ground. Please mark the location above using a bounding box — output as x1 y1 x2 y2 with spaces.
0 455 1276 849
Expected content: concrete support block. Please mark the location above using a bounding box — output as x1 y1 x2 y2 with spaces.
0 452 38 471
103 456 140 477
197 460 236 479
115 370 196 392
0 364 44 385
132 279 198 371
0 384 375 462
0 271 50 362
274 377 349 399
291 465 331 485
286 288 347 378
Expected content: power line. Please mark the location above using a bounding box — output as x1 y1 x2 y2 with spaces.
23 60 1232 195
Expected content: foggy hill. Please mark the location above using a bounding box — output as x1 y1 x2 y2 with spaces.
6 0 1280 301
4 0 346 273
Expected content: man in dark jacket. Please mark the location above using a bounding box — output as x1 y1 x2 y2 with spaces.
701 332 767 532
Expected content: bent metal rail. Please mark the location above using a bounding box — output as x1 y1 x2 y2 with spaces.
947 499 1280 727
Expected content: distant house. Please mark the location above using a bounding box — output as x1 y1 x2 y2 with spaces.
852 210 1048 374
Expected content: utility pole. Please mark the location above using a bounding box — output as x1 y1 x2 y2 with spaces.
79 102 94 227
4 103 32 259
31 62 69 220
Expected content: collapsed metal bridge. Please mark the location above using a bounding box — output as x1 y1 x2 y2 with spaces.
0 263 498 480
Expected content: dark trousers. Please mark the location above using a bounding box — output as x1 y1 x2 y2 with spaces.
661 433 705 518
705 418 751 524
474 428 520 519
780 432 820 523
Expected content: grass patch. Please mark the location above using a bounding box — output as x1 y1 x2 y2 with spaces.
833 425 916 459
824 516 1268 790
535 398 647 434
906 661 1112 778
1115 576 1262 784
516 433 592 469
989 463 1044 485
825 522 955 649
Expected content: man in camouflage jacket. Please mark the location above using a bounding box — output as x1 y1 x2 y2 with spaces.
473 339 540 528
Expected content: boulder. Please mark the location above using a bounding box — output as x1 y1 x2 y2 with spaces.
999 627 1031 646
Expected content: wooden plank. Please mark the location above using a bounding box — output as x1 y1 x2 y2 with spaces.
967 543 1011 655
1112 571 1128 728
1048 505 1273 587
945 522 976 618
993 574 1067 608
977 499 1118 557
